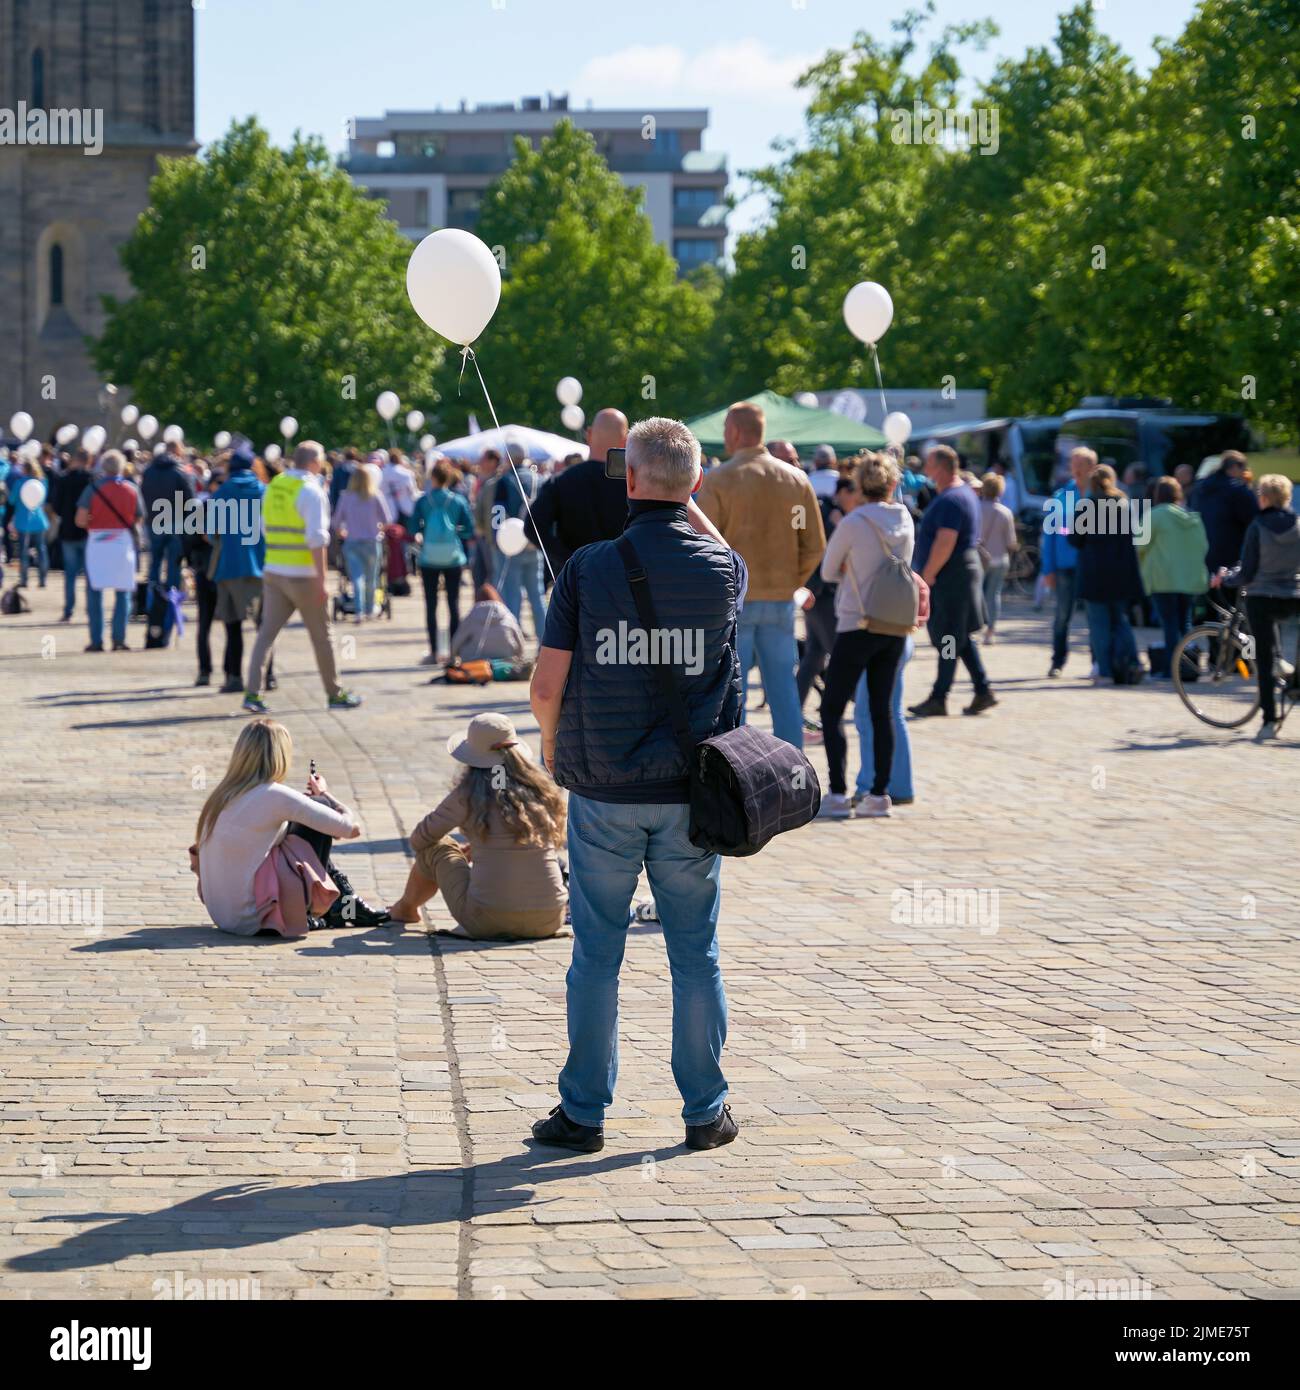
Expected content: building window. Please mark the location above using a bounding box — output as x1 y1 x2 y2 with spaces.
673 187 716 213
656 130 681 155
49 244 64 307
31 48 45 109
414 189 429 227
673 238 717 268
448 188 482 229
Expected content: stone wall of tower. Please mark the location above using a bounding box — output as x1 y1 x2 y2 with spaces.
0 0 195 440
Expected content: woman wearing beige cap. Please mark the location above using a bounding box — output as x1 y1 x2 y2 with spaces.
388 713 568 939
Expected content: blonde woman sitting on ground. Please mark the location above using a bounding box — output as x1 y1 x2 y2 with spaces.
389 713 567 940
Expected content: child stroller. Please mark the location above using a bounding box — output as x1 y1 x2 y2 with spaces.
385 522 413 598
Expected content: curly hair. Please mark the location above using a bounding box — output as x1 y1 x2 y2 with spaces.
456 746 566 848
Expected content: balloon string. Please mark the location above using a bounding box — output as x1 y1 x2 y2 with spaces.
457 346 470 396
869 342 889 422
464 346 559 588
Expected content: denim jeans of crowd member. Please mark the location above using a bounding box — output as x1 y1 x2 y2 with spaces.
1051 567 1080 669
1085 600 1139 679
737 597 803 748
500 549 546 633
1151 593 1193 675
341 537 383 618
18 529 49 587
87 587 130 648
982 558 1010 631
855 634 914 801
147 534 184 641
61 539 86 618
559 794 726 1129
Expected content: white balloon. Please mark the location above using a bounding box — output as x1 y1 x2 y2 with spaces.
883 411 913 447
419 433 436 452
556 376 583 407
137 414 159 440
264 443 282 463
794 391 819 408
406 228 501 345
214 431 231 450
376 391 400 422
280 415 298 439
82 425 107 454
843 281 894 345
122 438 139 453
56 423 79 445
9 411 33 441
163 424 184 445
120 404 139 426
561 403 585 432
19 439 41 461
406 410 425 433
496 516 528 557
153 442 166 455
19 478 44 510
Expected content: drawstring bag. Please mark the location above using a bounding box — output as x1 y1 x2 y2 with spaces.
617 535 820 857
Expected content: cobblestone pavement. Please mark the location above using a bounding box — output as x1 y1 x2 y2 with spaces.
2 571 1298 1301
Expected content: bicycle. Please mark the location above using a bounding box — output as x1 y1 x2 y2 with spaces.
1172 595 1297 730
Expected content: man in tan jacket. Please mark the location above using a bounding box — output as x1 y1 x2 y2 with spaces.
697 401 826 748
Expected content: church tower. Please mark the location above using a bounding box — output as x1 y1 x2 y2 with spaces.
0 0 196 439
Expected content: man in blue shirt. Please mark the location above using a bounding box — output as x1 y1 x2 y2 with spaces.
1040 447 1097 677
909 444 997 717
528 416 747 1155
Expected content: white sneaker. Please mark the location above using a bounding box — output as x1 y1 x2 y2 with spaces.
856 793 892 818
818 792 853 819
1255 721 1280 742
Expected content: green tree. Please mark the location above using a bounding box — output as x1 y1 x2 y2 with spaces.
435 120 715 433
95 118 441 448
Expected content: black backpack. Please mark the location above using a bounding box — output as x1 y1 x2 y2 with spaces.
617 535 821 857
0 587 29 615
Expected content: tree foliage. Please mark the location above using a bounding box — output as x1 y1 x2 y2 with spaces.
95 118 442 448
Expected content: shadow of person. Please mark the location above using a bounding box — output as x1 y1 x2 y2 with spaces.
6 1145 683 1274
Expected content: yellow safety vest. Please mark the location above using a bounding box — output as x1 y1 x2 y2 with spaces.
263 473 312 569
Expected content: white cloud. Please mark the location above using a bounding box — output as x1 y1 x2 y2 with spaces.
575 38 816 107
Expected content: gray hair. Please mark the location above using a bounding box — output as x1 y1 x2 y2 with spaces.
97 449 125 477
626 417 701 494
294 440 325 469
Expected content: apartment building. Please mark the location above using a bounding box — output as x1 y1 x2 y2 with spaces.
341 93 727 273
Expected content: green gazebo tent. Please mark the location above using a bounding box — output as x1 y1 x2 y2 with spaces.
686 390 887 458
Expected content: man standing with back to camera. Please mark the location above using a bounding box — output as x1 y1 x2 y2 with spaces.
529 417 747 1154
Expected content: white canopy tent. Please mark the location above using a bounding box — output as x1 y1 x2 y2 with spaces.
436 425 588 464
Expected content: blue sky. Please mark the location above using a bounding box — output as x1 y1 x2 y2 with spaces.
198 0 1201 232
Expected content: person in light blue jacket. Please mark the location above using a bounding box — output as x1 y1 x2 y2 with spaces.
1040 447 1096 677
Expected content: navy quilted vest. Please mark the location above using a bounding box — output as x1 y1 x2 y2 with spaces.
553 505 743 802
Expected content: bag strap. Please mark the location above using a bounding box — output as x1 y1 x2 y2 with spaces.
89 477 135 533
615 534 696 763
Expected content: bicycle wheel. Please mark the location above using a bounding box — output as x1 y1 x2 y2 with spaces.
1173 623 1259 728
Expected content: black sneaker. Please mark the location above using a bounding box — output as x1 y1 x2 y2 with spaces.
908 696 948 718
84 642 104 653
219 675 243 694
685 1103 738 1151
531 1105 604 1153
964 690 998 715
195 671 211 687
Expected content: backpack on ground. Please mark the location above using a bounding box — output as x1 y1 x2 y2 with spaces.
0 587 29 615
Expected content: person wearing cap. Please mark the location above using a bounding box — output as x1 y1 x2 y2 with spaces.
387 713 567 940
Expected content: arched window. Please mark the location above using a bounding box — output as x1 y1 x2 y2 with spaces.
49 244 64 307
31 48 45 109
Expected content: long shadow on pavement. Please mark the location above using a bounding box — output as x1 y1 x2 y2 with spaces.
6 1145 684 1274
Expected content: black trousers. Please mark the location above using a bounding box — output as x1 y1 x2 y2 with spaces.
796 590 838 707
820 629 905 796
195 571 242 680
286 822 333 870
421 565 463 654
1246 594 1300 723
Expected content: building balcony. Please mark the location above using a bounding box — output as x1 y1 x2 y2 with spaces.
342 148 726 178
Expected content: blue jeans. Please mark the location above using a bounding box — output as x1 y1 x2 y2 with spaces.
559 794 726 1127
342 537 382 616
738 598 803 748
1151 592 1192 675
982 559 1009 631
18 529 48 586
855 634 914 799
61 539 86 617
499 549 545 633
87 587 129 647
148 535 183 641
1085 600 1138 679
1050 567 1079 669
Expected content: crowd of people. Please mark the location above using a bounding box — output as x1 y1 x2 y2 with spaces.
4 402 1297 1152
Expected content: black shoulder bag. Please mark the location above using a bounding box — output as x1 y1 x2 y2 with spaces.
616 534 821 857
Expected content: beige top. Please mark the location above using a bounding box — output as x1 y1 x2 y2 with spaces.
410 783 566 913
